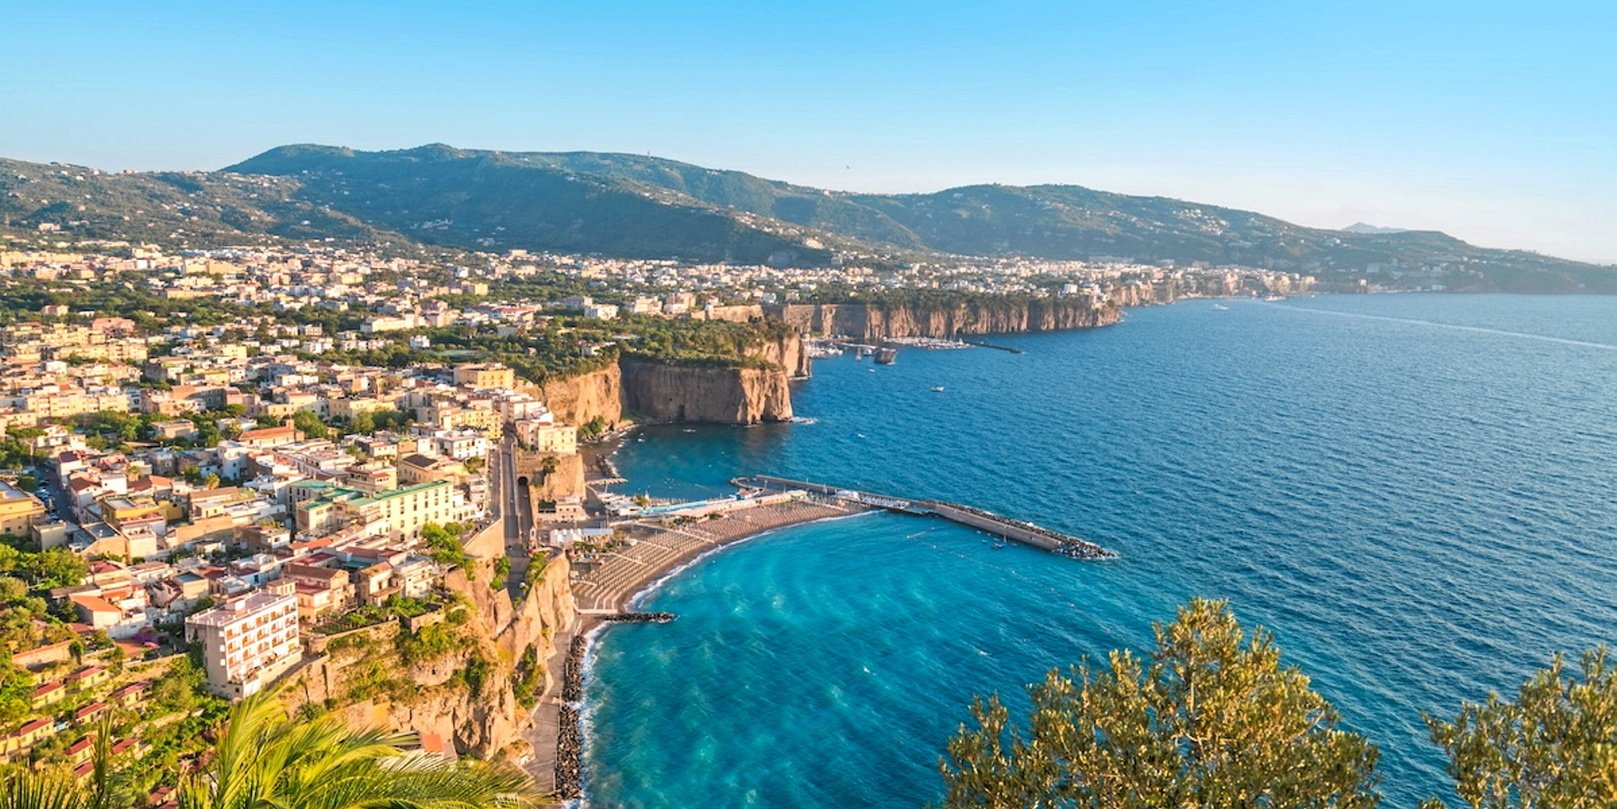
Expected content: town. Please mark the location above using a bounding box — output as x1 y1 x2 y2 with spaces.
0 233 1320 797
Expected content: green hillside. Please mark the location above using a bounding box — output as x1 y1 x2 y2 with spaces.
3 144 1610 292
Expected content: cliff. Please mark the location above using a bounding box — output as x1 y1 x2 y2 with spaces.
620 361 793 423
535 364 623 427
515 448 586 504
275 537 576 760
532 328 806 427
766 298 1128 339
727 328 810 378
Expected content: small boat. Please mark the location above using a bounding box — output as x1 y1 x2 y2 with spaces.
991 542 1008 550
1264 295 1284 301
930 386 946 393
1211 303 1229 311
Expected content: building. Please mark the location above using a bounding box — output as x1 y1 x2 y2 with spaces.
0 482 45 537
292 480 454 540
185 581 302 699
451 363 514 390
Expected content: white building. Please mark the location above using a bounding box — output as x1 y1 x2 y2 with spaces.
185 581 302 699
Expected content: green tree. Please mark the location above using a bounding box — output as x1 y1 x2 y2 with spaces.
1421 647 1617 809
0 696 536 809
26 548 89 590
291 410 330 440
348 410 376 435
939 598 1381 808
177 695 535 808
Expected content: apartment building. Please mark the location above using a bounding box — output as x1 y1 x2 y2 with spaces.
292 479 454 539
185 581 302 699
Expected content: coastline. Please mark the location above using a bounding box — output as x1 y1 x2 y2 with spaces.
541 500 874 805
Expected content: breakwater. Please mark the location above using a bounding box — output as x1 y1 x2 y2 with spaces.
600 612 677 623
735 475 1115 559
554 635 587 801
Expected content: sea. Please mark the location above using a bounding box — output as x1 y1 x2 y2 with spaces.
580 293 1617 808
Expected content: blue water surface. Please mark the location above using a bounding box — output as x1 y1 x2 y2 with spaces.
584 294 1617 808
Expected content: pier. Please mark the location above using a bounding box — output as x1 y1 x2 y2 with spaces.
961 339 1025 354
734 475 1115 559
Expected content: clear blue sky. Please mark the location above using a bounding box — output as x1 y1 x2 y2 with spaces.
5 1 1613 262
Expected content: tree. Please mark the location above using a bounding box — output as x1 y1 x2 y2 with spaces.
939 598 1381 808
0 696 537 809
291 410 330 440
348 410 376 435
1421 647 1617 809
177 695 535 809
27 548 88 590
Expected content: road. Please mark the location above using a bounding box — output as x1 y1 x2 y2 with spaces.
490 434 534 598
38 459 82 541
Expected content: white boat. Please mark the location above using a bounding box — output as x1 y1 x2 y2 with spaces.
930 386 946 392
1211 303 1229 311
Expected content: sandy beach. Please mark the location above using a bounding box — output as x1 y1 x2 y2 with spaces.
528 496 870 803
571 498 867 613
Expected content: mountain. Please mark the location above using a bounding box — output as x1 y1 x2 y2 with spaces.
3 144 1610 291
222 144 837 265
0 156 404 245
1342 222 1410 235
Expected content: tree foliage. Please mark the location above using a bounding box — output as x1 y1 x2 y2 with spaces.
1421 648 1617 809
938 598 1381 808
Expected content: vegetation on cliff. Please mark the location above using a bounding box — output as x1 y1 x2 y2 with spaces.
617 316 794 370
0 695 537 809
940 599 1617 808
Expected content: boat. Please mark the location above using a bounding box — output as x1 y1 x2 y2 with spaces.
875 348 897 365
1211 303 1229 311
930 386 946 393
1264 295 1284 301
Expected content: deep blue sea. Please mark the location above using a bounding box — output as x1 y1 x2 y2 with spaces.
582 294 1617 808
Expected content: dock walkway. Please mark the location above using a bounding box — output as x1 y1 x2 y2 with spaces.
736 475 1115 559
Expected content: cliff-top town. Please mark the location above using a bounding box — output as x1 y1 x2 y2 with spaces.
0 233 1315 798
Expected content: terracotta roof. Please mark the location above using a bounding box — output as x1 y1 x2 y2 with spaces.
70 594 121 615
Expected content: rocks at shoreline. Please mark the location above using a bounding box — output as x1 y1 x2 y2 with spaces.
601 611 676 623
554 635 589 800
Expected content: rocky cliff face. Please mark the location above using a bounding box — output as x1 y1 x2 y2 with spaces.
767 298 1128 339
515 448 586 503
620 361 793 423
536 329 807 427
749 330 811 379
276 541 576 759
535 364 623 427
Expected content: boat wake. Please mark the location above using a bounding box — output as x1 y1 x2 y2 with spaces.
1272 305 1617 351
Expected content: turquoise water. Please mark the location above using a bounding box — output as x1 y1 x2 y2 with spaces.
583 294 1617 808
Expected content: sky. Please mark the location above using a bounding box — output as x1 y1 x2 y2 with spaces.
4 1 1614 262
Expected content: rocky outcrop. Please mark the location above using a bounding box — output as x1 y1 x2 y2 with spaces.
535 364 623 427
514 449 586 504
748 329 811 379
275 545 576 760
535 326 807 427
767 298 1127 339
620 361 793 424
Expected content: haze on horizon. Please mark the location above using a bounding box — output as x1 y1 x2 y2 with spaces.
5 0 1613 264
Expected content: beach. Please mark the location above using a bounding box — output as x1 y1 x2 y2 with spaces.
528 496 870 803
